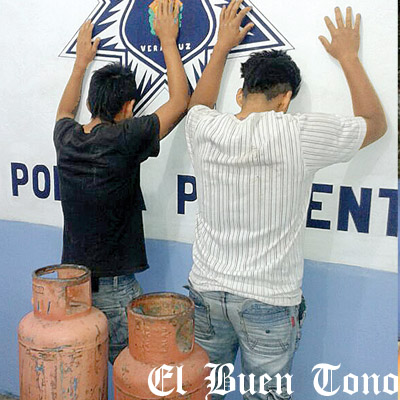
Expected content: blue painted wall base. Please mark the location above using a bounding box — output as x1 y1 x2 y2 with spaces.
0 220 397 399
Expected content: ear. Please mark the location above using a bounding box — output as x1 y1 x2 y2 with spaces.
128 99 135 112
123 100 135 117
278 91 292 112
236 88 244 108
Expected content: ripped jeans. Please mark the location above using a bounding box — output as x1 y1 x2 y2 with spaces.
187 284 306 400
92 274 143 364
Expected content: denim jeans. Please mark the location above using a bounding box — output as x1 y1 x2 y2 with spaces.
92 274 142 364
187 284 306 400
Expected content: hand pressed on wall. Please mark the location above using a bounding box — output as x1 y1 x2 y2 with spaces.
153 0 180 45
215 0 254 53
76 20 100 68
319 7 361 63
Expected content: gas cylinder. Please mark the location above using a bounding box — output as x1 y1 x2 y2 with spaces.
113 293 210 399
18 264 108 399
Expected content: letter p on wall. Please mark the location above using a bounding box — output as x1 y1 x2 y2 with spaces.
11 163 28 196
177 175 197 215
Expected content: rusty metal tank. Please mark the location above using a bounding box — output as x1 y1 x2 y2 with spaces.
18 264 108 399
113 292 210 399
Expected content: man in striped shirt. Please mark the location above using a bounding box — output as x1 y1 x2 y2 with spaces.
185 1 386 399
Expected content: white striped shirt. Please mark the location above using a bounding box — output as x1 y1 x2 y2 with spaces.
185 105 366 306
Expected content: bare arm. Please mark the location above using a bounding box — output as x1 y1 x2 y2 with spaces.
56 21 100 121
154 0 189 139
319 7 387 148
188 0 254 109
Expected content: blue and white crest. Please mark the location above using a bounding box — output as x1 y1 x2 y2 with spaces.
61 0 293 114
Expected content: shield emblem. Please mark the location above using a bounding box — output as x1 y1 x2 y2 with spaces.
122 0 216 72
61 0 293 114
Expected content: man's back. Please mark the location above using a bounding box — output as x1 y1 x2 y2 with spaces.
54 115 159 277
186 105 366 306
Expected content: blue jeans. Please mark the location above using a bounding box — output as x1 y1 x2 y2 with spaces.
92 274 142 364
187 285 305 400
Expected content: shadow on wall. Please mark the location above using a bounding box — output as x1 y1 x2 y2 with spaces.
0 220 397 399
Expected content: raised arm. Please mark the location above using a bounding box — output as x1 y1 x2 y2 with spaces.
153 0 189 139
56 21 100 121
319 7 387 148
188 0 254 109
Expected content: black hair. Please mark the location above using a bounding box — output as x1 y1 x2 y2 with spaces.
240 50 301 100
87 63 139 123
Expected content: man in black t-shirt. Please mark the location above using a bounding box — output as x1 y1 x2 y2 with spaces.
54 0 188 363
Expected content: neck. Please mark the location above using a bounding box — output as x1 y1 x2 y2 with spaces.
235 93 287 120
83 117 103 134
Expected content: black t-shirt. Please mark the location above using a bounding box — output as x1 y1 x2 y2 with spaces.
53 115 160 277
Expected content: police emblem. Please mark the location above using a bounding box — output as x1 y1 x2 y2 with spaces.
61 0 293 114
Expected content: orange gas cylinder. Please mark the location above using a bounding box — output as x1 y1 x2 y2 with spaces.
113 293 210 399
18 264 108 399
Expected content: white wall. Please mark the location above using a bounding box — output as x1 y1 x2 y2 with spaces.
0 0 397 271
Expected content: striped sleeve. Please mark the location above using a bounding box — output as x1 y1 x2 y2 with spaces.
296 113 367 171
185 105 219 157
